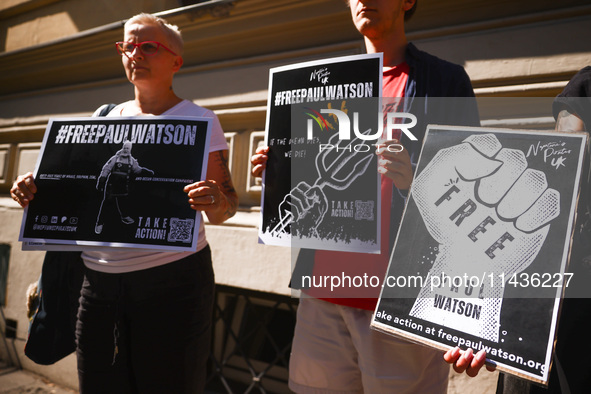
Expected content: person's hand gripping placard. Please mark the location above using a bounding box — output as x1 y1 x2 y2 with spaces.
409 134 560 342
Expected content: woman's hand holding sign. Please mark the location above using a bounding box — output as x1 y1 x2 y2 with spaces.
185 150 238 225
11 172 37 208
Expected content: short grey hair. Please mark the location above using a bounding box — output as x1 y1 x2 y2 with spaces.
125 13 184 55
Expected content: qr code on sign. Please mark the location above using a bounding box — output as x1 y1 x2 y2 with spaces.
168 218 195 243
355 200 374 221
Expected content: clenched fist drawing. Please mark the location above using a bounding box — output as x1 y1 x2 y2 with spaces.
276 181 329 238
409 134 560 342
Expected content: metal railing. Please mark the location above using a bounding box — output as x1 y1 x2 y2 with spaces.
206 285 298 394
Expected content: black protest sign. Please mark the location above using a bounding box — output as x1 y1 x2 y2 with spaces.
259 53 383 253
19 116 211 251
371 125 587 384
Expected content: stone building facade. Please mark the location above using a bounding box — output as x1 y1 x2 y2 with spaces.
0 0 589 391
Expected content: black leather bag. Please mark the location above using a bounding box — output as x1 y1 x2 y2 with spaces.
24 251 84 364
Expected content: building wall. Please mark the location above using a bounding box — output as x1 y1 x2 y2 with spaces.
0 0 590 390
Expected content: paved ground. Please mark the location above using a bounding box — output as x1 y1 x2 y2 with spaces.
0 362 497 394
0 367 76 394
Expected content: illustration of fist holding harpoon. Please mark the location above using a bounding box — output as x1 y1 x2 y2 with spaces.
271 130 374 238
409 134 560 342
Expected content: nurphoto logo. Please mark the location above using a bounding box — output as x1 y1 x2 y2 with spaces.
305 108 418 152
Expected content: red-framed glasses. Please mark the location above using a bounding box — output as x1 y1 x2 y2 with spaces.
115 41 178 57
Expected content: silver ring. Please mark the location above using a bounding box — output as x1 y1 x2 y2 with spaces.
210 195 215 204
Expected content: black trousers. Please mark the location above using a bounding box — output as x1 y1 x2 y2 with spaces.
75 247 214 394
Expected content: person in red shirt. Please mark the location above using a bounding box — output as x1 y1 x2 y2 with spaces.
252 1 478 392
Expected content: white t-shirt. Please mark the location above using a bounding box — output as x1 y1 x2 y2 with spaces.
82 99 228 273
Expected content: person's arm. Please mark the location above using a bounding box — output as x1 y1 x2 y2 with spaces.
130 157 154 176
10 171 37 208
99 156 116 177
96 156 116 190
184 149 238 225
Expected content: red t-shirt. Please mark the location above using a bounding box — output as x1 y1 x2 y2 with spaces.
304 62 410 310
